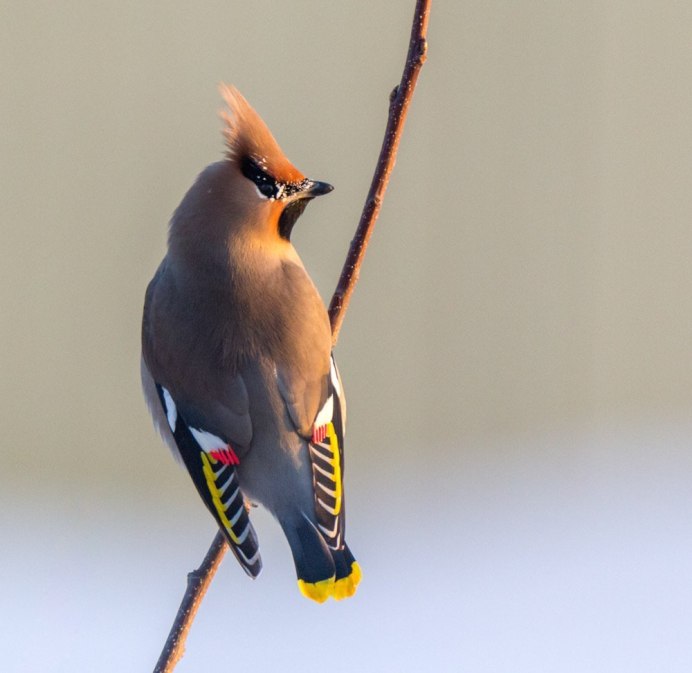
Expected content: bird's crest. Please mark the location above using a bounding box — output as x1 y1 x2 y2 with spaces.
219 84 304 184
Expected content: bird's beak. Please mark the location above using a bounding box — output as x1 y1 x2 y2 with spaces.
301 180 334 198
278 180 333 240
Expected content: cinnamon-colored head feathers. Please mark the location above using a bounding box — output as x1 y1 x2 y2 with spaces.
219 84 304 184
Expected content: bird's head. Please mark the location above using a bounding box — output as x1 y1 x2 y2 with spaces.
218 84 333 243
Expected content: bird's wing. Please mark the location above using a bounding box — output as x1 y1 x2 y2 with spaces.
142 359 262 577
141 270 261 577
305 355 348 551
276 364 329 439
141 263 253 449
273 260 332 438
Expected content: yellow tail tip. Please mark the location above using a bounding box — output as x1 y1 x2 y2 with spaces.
297 563 362 603
351 562 363 585
332 562 362 601
297 576 334 603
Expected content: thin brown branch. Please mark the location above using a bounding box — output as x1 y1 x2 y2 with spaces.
154 1 430 670
154 533 227 673
329 0 430 342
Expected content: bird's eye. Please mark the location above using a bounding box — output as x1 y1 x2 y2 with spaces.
258 182 274 198
241 156 279 200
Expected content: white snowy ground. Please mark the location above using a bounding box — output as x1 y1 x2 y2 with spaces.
3 418 691 672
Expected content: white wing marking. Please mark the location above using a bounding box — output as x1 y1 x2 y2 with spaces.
190 427 226 452
217 473 236 496
161 387 177 432
329 358 342 397
314 395 334 429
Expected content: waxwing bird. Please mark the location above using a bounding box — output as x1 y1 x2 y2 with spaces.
141 85 361 602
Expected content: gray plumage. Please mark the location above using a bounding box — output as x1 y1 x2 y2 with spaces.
141 85 360 602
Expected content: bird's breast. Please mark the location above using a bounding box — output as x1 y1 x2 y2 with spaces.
213 255 330 372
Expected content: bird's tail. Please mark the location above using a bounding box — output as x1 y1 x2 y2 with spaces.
330 543 362 601
281 514 361 603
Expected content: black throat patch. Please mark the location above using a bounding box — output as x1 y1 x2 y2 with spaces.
278 198 311 241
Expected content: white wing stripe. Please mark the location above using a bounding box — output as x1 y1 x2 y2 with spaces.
236 545 260 566
161 387 177 432
316 481 337 497
326 532 342 550
313 462 337 481
318 520 339 538
317 497 339 515
235 523 251 545
314 394 334 429
217 472 236 496
190 427 226 452
309 444 333 461
223 487 241 511
329 358 342 398
229 505 244 527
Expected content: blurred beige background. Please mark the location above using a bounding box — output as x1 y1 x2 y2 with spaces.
2 2 692 671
